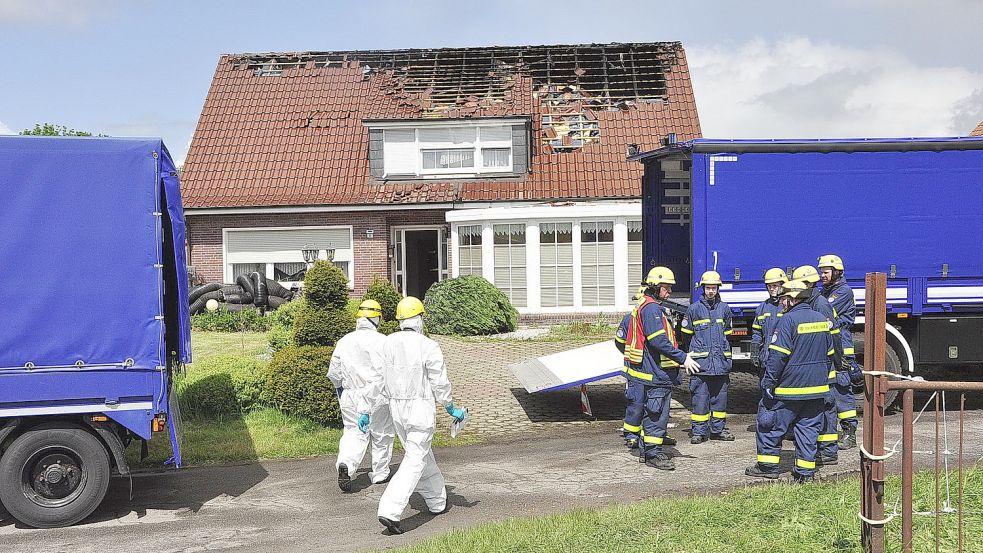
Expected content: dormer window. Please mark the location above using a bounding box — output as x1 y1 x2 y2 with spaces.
366 117 529 180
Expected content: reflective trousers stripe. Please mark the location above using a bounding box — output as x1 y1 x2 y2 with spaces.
691 413 710 422
796 458 816 469
776 384 829 395
843 347 855 355
623 422 641 432
757 454 780 464
643 434 664 444
838 410 858 420
712 411 727 419
627 367 653 381
818 434 839 442
828 370 836 379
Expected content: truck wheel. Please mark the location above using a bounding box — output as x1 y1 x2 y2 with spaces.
0 424 111 528
854 332 903 411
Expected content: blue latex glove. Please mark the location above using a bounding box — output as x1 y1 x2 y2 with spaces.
445 403 465 423
357 413 370 433
335 387 344 398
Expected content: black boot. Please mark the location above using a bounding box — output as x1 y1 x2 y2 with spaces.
663 435 677 446
645 451 676 471
793 472 815 484
710 429 735 441
838 431 857 450
379 516 404 535
691 434 707 445
625 438 639 450
817 455 838 466
745 463 780 480
338 465 352 492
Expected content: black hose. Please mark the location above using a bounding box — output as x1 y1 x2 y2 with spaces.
236 274 256 298
266 278 294 300
252 272 269 308
189 282 222 304
222 291 254 304
267 296 287 310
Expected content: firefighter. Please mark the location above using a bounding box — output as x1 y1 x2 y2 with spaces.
792 265 844 465
746 279 833 483
750 268 789 374
818 254 864 450
680 270 734 443
616 287 678 450
622 266 702 470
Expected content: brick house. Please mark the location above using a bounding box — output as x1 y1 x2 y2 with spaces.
181 42 701 317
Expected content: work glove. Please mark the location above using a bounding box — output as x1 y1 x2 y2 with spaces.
445 403 466 423
357 413 370 433
335 387 344 399
682 353 701 375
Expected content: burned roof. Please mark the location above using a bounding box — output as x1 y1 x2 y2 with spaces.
181 42 702 209
971 120 983 137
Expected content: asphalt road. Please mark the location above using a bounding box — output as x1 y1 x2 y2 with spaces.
3 409 981 553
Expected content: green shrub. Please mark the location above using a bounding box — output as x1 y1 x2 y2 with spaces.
378 319 400 336
191 306 274 332
270 297 305 328
293 304 355 347
267 323 294 352
262 345 339 426
303 260 349 310
423 275 518 336
363 276 401 321
178 355 267 416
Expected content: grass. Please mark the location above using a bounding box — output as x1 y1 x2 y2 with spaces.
191 330 270 360
388 468 983 553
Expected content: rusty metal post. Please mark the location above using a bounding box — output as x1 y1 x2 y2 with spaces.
861 272 887 553
959 393 965 553
935 394 941 553
901 388 914 553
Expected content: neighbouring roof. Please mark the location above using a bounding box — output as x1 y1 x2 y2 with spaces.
181 42 701 209
971 120 983 136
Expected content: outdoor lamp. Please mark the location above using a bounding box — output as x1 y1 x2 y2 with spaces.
324 246 336 262
302 243 319 266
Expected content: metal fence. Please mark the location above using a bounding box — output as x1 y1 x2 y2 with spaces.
860 272 983 553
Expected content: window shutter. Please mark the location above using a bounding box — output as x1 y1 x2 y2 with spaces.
383 129 416 175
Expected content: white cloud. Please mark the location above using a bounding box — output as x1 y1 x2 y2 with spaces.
0 120 13 134
0 0 110 27
688 37 983 138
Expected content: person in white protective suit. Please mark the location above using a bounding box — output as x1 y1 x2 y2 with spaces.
366 296 466 535
327 299 395 492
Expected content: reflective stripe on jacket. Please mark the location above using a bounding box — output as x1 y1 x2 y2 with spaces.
680 296 733 375
762 302 835 400
623 295 687 387
808 287 844 379
751 298 783 363
822 280 857 359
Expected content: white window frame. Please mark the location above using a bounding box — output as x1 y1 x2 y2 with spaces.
222 225 355 289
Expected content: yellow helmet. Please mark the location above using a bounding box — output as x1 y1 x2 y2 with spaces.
699 270 722 286
817 254 844 272
792 265 821 285
356 299 383 319
763 267 789 285
395 296 425 320
778 279 811 300
631 285 647 303
645 266 676 286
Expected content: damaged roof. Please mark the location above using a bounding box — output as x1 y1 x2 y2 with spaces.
181 42 701 209
971 120 983 137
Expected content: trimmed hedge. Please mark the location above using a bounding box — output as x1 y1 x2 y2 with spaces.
363 276 401 321
267 323 294 353
191 306 273 332
178 355 267 416
424 275 518 336
262 345 340 426
378 319 401 336
303 260 349 310
293 304 355 347
270 297 305 328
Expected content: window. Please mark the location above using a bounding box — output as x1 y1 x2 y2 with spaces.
581 221 615 307
539 223 573 307
224 227 354 287
493 224 526 307
627 220 643 291
381 124 514 177
457 225 483 277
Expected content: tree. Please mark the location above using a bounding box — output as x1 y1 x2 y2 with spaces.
20 123 94 137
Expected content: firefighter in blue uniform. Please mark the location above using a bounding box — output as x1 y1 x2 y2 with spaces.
615 286 676 450
680 271 735 443
622 266 702 470
818 254 864 450
750 268 789 373
793 265 844 465
746 279 834 483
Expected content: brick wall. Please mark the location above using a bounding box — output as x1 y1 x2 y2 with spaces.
186 209 449 296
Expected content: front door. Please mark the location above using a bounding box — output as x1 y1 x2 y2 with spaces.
392 227 447 298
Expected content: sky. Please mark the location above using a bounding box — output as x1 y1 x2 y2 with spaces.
2 0 982 165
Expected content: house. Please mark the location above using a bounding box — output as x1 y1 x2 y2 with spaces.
971 120 983 136
180 42 702 319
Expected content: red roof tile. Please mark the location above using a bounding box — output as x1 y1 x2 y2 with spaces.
181 43 702 208
971 120 983 137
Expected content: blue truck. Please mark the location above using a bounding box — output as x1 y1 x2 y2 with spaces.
632 137 983 400
0 136 191 528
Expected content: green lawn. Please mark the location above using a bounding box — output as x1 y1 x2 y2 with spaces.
388 469 983 553
191 330 270 360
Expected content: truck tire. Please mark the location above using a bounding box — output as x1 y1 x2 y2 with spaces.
854 332 903 410
0 424 111 528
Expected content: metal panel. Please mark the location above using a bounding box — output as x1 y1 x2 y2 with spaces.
916 316 983 364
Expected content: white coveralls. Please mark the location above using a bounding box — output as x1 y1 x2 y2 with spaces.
327 318 395 483
374 317 454 522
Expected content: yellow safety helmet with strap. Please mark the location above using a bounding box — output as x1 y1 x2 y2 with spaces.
631 285 647 303
817 254 844 272
763 267 788 285
645 266 676 286
792 265 821 284
356 299 383 319
778 279 811 300
395 296 425 320
699 270 722 286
